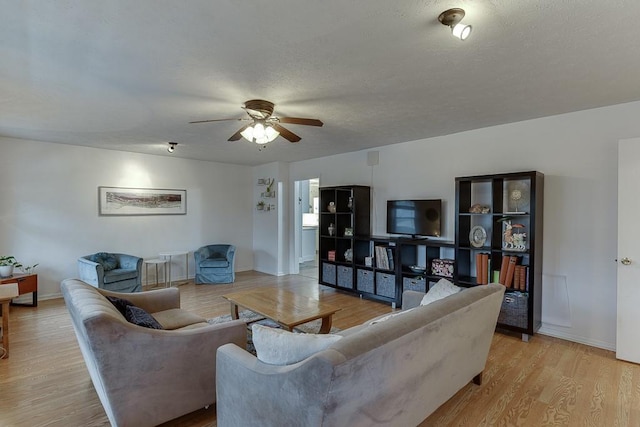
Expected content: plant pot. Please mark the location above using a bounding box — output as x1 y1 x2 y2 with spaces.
0 265 14 278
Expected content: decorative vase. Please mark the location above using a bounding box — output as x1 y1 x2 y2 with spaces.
327 202 336 213
347 197 353 211
328 223 335 236
0 265 14 278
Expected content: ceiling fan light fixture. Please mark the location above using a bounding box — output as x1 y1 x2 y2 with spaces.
241 122 280 144
240 125 254 141
438 8 472 41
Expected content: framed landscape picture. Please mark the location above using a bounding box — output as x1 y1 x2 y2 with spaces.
98 187 187 216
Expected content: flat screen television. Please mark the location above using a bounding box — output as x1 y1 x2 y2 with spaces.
386 199 442 238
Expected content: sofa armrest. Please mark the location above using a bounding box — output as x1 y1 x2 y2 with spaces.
85 318 247 426
77 257 103 287
402 290 426 310
216 344 338 427
97 286 181 312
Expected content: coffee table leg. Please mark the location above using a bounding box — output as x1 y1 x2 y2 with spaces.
230 302 240 320
319 315 332 334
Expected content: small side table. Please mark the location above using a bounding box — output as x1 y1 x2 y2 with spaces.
144 259 168 289
0 274 37 307
0 282 19 359
159 251 189 287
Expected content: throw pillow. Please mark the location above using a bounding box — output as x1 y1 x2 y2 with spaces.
124 305 164 329
90 252 118 271
106 295 134 317
420 278 462 306
251 324 342 366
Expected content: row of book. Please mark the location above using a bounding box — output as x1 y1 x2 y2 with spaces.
475 254 528 290
498 255 528 290
374 245 395 270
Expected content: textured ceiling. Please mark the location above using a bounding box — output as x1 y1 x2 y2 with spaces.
2 1 640 166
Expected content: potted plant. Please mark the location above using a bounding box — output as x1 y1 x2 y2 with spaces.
0 256 22 278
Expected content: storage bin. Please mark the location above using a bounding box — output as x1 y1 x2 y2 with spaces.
322 263 336 285
337 265 353 289
376 272 396 298
497 291 528 329
357 269 374 294
403 277 427 293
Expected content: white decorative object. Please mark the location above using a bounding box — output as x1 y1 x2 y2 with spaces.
327 202 336 213
251 324 342 366
420 278 461 306
502 221 527 251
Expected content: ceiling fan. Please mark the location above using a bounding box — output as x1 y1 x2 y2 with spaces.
189 99 323 145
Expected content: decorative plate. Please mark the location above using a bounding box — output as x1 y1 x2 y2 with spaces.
469 225 487 248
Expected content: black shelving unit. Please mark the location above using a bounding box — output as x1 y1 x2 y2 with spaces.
455 171 544 341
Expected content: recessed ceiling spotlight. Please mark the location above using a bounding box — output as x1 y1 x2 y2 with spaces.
438 8 472 41
167 142 178 153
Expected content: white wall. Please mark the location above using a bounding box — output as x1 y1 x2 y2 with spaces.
0 137 253 299
286 100 640 350
252 162 289 275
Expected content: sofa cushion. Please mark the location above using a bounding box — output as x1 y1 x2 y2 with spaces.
103 268 138 284
90 252 118 271
152 308 207 330
200 258 229 268
251 324 343 366
124 305 163 329
420 278 461 306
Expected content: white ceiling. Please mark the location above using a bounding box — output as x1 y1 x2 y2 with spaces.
3 1 640 166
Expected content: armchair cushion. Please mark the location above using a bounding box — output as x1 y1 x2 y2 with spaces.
90 252 118 271
103 268 139 284
200 258 229 268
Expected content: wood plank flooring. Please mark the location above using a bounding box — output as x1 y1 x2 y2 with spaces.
0 271 638 426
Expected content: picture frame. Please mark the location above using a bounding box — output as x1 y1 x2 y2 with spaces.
98 187 187 216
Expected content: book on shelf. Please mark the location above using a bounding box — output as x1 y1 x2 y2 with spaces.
504 256 518 288
475 253 490 285
386 247 395 270
498 255 509 285
375 246 390 270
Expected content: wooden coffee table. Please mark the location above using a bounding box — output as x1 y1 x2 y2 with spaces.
222 288 341 334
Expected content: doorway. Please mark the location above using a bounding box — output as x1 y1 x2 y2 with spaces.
294 178 320 279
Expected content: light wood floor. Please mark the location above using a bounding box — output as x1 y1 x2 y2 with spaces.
1 271 639 426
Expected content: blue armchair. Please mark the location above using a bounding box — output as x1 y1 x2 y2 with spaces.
194 245 236 284
78 252 143 293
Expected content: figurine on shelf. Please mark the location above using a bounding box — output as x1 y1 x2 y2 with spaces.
327 202 336 213
328 223 336 236
347 197 353 211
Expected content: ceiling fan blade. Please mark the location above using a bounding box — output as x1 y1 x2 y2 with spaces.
277 117 324 127
228 124 251 141
189 118 249 124
272 123 301 143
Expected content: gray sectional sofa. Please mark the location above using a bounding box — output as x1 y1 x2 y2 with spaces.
216 282 505 427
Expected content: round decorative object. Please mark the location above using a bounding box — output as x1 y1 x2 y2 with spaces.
469 225 487 248
327 202 336 213
409 265 426 273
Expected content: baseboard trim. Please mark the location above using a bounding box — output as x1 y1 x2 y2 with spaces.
538 324 615 351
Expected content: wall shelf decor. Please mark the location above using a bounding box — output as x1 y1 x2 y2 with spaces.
256 178 276 211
